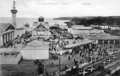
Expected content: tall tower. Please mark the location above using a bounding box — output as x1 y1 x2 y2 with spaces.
11 1 17 28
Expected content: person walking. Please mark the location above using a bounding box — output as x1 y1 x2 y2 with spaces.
37 62 44 76
65 65 68 70
68 56 71 60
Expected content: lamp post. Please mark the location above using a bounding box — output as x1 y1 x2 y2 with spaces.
59 50 62 74
58 36 63 76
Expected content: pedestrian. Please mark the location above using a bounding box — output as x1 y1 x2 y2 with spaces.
37 63 44 76
46 71 49 76
68 56 71 60
34 59 39 66
73 59 76 63
52 62 54 66
65 65 68 70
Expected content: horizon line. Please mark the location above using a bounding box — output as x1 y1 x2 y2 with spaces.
1 15 120 19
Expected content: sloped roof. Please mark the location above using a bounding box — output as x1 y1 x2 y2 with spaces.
72 25 92 30
34 23 48 31
0 23 13 34
23 40 49 50
44 22 49 29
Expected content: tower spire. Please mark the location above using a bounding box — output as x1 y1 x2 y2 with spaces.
13 0 16 9
11 0 17 28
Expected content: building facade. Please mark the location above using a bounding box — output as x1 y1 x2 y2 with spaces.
85 34 120 45
97 39 120 44
33 23 49 38
0 23 15 46
32 17 50 39
71 25 93 35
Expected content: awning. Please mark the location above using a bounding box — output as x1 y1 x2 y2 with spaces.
64 40 93 48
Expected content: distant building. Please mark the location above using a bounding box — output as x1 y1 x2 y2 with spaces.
85 33 120 44
110 26 120 30
68 25 105 35
100 25 109 29
71 25 93 35
0 23 15 46
32 16 50 39
24 23 30 28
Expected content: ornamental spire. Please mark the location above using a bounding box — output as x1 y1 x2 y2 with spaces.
13 0 16 9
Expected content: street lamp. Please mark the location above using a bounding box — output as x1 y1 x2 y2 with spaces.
57 36 63 76
59 50 62 73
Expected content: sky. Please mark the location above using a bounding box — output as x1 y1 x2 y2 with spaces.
0 0 120 18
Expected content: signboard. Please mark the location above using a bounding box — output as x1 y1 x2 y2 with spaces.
37 31 45 36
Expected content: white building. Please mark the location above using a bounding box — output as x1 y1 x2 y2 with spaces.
85 33 120 44
0 23 15 47
32 17 52 39
68 25 105 35
100 25 109 29
21 40 49 60
71 25 93 35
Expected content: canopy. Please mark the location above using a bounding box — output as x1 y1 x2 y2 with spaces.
64 40 93 48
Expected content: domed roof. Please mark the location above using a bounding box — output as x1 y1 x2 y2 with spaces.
24 23 29 27
39 16 44 19
38 16 44 22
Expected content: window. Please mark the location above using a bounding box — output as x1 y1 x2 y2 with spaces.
115 40 119 44
110 40 114 44
104 40 108 44
98 40 103 44
4 53 9 55
11 53 15 56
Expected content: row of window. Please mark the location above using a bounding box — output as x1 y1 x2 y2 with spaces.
98 40 120 44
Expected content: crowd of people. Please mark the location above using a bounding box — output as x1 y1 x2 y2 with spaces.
9 26 118 76
30 27 119 76
3 31 33 48
65 43 120 75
